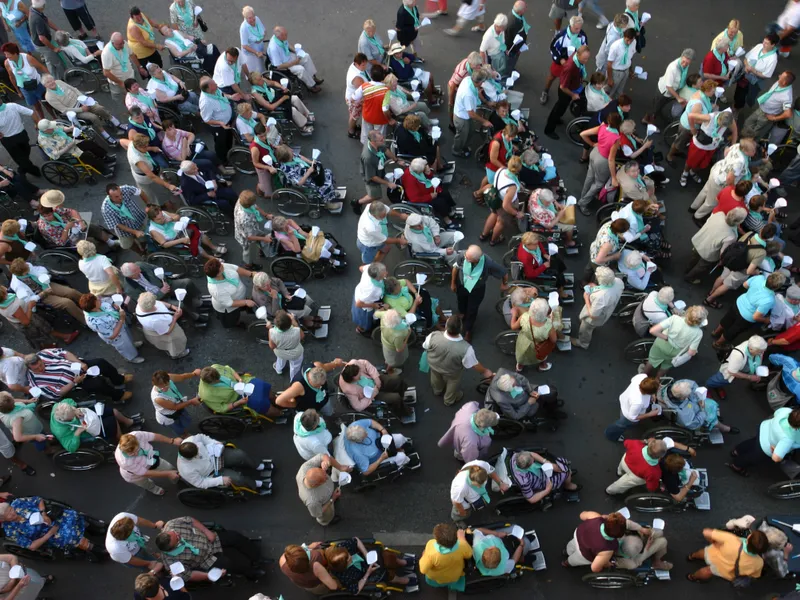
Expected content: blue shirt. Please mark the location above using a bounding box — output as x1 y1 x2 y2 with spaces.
344 418 381 473
736 275 775 322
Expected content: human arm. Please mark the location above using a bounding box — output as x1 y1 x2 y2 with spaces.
591 550 615 572
104 266 123 294
580 125 601 147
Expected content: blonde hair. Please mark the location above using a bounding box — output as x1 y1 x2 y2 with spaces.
520 231 540 246
507 156 523 174
76 240 96 258
242 5 254 17
684 305 707 326
132 133 150 151
238 190 257 208
236 102 252 116
119 433 140 455
363 19 375 29
137 291 157 312
1 219 20 236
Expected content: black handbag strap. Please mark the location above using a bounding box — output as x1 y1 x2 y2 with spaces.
733 543 744 578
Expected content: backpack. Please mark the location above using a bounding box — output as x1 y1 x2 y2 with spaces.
484 168 516 211
719 232 761 272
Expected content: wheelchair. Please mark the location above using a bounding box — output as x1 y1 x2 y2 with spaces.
386 195 465 235
28 213 107 276
176 449 274 509
624 468 710 513
167 54 210 93
197 403 288 439
52 436 116 471
766 451 800 500
392 233 463 285
251 84 298 146
143 222 213 280
227 128 258 175
37 123 114 188
330 384 418 425
582 564 669 589
488 447 579 516
1 498 107 562
265 65 305 98
248 287 332 343
370 308 452 350
271 168 348 220
59 42 108 94
269 228 347 283
643 392 726 448
157 100 194 133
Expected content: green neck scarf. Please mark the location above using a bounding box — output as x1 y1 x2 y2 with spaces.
470 413 493 436
129 117 155 140
572 52 586 80
409 169 432 188
293 414 327 437
302 369 325 404
512 9 530 34
464 470 491 504
126 529 148 549
712 48 728 77
175 1 193 28
252 82 275 102
134 15 154 41
758 83 792 107
404 5 420 28
242 205 264 222
0 293 16 308
641 447 659 466
625 9 640 31
434 541 459 555
462 255 485 293
271 35 289 53
105 197 134 220
162 537 200 557
676 58 688 89
600 524 616 541
207 272 240 288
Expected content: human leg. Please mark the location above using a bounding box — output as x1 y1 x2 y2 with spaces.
603 415 636 442
430 368 446 396
544 88 572 135
442 375 463 406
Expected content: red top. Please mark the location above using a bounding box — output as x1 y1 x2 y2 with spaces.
701 50 729 78
775 322 800 351
622 439 661 491
485 131 510 175
712 186 745 215
559 56 583 93
516 241 549 280
400 168 443 204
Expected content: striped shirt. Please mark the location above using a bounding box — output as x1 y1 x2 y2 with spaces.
25 349 77 400
356 82 390 125
101 186 146 238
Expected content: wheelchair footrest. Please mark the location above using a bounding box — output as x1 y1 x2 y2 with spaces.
442 309 452 318
314 324 329 339
443 161 456 174
556 338 572 352
560 290 575 303
317 306 331 322
565 245 580 256
442 172 454 185
453 207 465 218
400 407 416 425
564 273 575 285
334 187 347 200
403 387 417 404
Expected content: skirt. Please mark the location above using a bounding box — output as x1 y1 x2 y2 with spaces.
383 344 408 368
686 143 716 171
347 98 363 121
88 274 119 297
244 377 272 415
142 324 187 357
647 337 681 369
351 297 375 330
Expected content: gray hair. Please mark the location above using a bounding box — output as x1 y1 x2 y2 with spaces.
23 354 40 367
681 48 695 60
515 451 534 469
382 309 402 328
714 38 730 53
368 201 388 219
493 13 508 28
474 408 499 429
787 285 800 300
110 32 124 44
306 366 327 386
241 5 254 17
402 0 414 5
530 298 549 322
656 286 674 304
345 424 368 442
0 503 10 519
409 158 427 174
625 0 640 8
747 335 768 353
367 129 384 144
496 373 516 392
521 148 539 167
509 287 529 307
568 15 584 27
366 262 387 279
537 188 555 204
54 31 70 47
40 74 54 86
466 51 483 70
31 0 44 8
146 62 162 75
595 266 615 286
623 159 639 173
272 215 287 230
137 292 157 312
76 240 97 258
471 69 489 84
647 438 667 459
624 250 643 269
620 120 636 135
717 111 734 128
671 380 694 399
725 207 747 226
53 402 77 423
300 409 320 431
253 271 270 289
179 160 197 173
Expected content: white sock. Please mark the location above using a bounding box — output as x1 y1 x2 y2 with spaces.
255 480 263 487
110 116 121 126
107 239 119 247
256 463 265 471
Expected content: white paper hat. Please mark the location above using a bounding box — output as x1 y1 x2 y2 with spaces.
662 437 675 449
548 242 559 255
174 288 187 302
339 471 352 486
312 149 321 161
17 218 27 229
411 91 420 101
646 124 659 136
8 566 24 579
86 365 101 377
767 143 778 156
29 387 42 398
255 306 268 320
94 401 105 416
387 29 397 41
112 293 124 305
695 386 708 400
775 197 788 208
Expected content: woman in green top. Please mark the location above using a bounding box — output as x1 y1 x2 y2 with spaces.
375 310 411 374
49 398 139 451
380 276 445 328
643 305 707 377
197 364 282 418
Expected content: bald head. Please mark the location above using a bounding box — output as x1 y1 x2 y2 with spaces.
110 32 124 48
305 467 328 488
274 25 287 39
465 244 483 262
513 0 526 13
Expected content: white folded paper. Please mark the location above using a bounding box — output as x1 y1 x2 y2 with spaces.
513 34 523 45
312 149 321 161
510 525 525 539
622 230 638 243
204 180 215 190
411 91 420 101
637 72 648 80
617 507 631 519
416 273 427 286
644 164 655 175
547 291 559 309
727 60 737 70
309 225 320 237
264 220 272 231
96 41 104 50
541 462 554 477
420 17 431 26
715 87 725 98
653 518 665 530
255 306 268 320
646 124 659 136
775 197 788 208
641 12 651 23
170 577 184 591
362 385 375 400
320 248 331 259
548 242 559 255
566 196 577 206
207 567 223 582
86 366 101 377
154 267 165 280
645 261 657 272
430 177 441 188
24 241 36 251
294 43 302 50
634 66 643 75
537 385 550 395
768 143 778 156
756 366 769 377
72 127 82 138
783 256 794 268
519 43 529 52
735 47 745 57
83 96 96 106
94 401 105 416
112 293 124 305
262 155 273 165
194 5 202 15
174 289 187 303
28 512 44 525
673 300 687 310
381 434 393 448
769 178 781 189
387 29 397 41
366 550 379 564
511 109 522 120
70 362 82 374
293 287 307 299
8 566 24 579
29 387 42 398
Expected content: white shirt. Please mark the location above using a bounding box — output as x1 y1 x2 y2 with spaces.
105 512 143 564
595 23 623 71
353 268 383 304
78 254 113 283
146 73 182 100
454 76 480 120
745 44 778 79
720 340 752 382
404 216 444 255
0 102 32 137
163 31 196 58
136 300 173 335
267 36 293 67
100 43 134 86
356 209 388 248
177 433 225 488
61 39 95 65
479 26 505 56
658 58 686 96
422 332 479 368
151 383 184 426
208 262 247 312
619 374 651 421
641 291 670 325
778 0 800 30
235 116 255 140
199 90 233 124
293 413 333 460
0 348 25 387
759 81 793 115
494 168 519 205
9 263 48 299
345 63 367 102
212 50 245 89
450 459 494 508
607 38 636 70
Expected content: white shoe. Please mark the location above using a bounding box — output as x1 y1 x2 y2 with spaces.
273 362 284 375
133 341 144 348
596 21 607 29
172 349 190 359
129 356 145 364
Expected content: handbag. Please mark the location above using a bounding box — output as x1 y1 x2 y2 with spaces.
694 128 714 146
562 204 576 225
530 318 556 361
22 79 37 92
731 544 753 588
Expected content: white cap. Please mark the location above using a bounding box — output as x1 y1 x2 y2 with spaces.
662 437 675 450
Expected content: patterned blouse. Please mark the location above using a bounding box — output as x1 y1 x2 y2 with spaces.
38 129 80 160
233 201 267 248
169 0 203 41
84 301 121 341
330 538 387 593
3 496 85 550
279 160 337 202
589 222 620 265
37 207 78 247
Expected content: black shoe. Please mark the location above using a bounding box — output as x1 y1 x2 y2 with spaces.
242 263 262 270
544 131 559 140
578 206 591 217
21 466 35 476
350 198 364 215
448 123 456 133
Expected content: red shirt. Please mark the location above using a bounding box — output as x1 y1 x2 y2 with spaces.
701 50 729 78
622 439 662 491
485 131 510 174
516 241 549 280
712 186 745 215
775 322 800 351
559 56 583 93
400 168 442 204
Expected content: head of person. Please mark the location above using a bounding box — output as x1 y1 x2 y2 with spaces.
496 373 517 394
639 376 660 395
625 0 639 10
623 250 644 271
151 370 172 391
467 464 488 488
0 392 15 415
606 112 622 129
40 74 57 90
242 5 256 25
662 452 686 475
225 47 240 67
589 71 607 90
362 19 376 37
739 138 757 158
273 310 292 332
760 222 778 241
494 99 510 118
178 441 199 459
53 401 78 423
370 63 387 82
616 95 632 115
433 523 458 550
145 204 167 223
0 42 20 60
623 28 637 44
76 240 97 259
180 160 200 177
445 314 463 336
603 512 627 538
521 148 540 168
778 71 796 88
203 258 224 279
132 133 150 153
323 546 350 572
387 44 405 63
714 38 730 56
8 258 30 277
726 207 747 227
37 119 62 137
274 144 294 164
155 530 180 553
474 408 499 431
470 68 489 85
137 291 157 312
129 5 145 22
402 113 422 133
237 190 258 211
339 362 362 384
124 78 143 95
766 272 787 291
283 545 312 574
304 464 328 489
520 231 541 252
507 155 523 174
200 366 222 384
732 179 753 199
786 285 800 308
369 202 389 223
684 305 708 327
646 438 668 459
686 73 702 90
199 76 218 95
670 379 694 400
575 44 590 64
716 111 734 130
745 530 770 555
270 215 289 233
763 32 780 51
510 285 537 307
482 546 502 569
345 423 369 443
679 48 695 68
609 218 630 236
110 32 125 50
622 159 639 178
567 15 584 34
466 51 483 71
110 516 137 541
528 297 549 323
134 573 168 600
787 408 800 431
367 261 388 283
492 13 508 32
146 63 165 80
306 366 327 389
699 79 717 99
105 183 126 206
273 26 288 42
299 409 321 432
594 266 616 287
382 309 402 329
78 292 101 313
409 157 429 177
464 245 483 267
128 106 146 125
502 123 518 141
23 353 44 373
251 271 272 293
0 219 20 239
383 276 403 296
367 129 385 148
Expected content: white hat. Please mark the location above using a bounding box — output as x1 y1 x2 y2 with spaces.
406 213 422 226
662 437 675 450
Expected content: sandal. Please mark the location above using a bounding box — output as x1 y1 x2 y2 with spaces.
489 235 506 246
347 131 359 139
515 363 523 373
725 462 748 477
660 241 671 250
703 297 722 309
479 233 491 242
655 251 671 259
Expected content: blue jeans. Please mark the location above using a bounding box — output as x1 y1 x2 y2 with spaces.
153 152 170 170
123 547 156 569
705 371 729 388
166 410 192 436
357 240 381 264
604 416 636 442
780 154 800 186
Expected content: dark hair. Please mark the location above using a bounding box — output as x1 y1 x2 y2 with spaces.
354 52 368 64
623 27 637 40
300 409 320 430
369 64 386 82
110 516 135 540
78 293 98 312
445 315 463 336
747 530 769 554
589 72 606 86
341 363 360 383
789 408 800 429
748 195 766 210
145 204 161 219
161 118 175 130
151 370 170 387
433 523 458 548
733 180 753 197
38 206 53 216
610 218 631 234
761 223 778 240
178 441 199 459
226 47 239 58
274 310 292 331
105 183 120 194
254 122 266 135
155 532 174 551
200 78 213 93
663 452 685 473
766 32 780 46
686 73 702 88
134 573 161 599
124 78 138 92
607 112 622 128
783 71 796 85
203 258 223 278
617 94 632 108
604 513 627 538
129 6 142 16
0 42 20 55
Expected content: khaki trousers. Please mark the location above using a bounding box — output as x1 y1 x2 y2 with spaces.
430 368 463 406
690 178 724 219
43 283 85 324
605 456 646 495
128 458 175 495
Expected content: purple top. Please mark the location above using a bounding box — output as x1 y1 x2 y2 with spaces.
437 401 490 463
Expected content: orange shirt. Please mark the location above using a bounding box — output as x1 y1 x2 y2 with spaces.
361 82 390 126
705 530 764 581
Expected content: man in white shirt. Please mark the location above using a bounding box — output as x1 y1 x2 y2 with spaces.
177 433 273 493
293 409 332 460
404 213 459 263
645 48 694 124
212 47 250 99
106 512 164 570
450 459 508 521
738 34 780 108
573 266 625 349
774 0 800 57
198 76 235 163
0 102 40 177
0 348 27 392
606 28 637 98
595 13 627 73
9 259 85 324
452 70 492 157
705 335 768 399
604 374 661 441
267 25 322 92
101 32 147 97
741 70 795 140
690 139 757 218
356 201 407 264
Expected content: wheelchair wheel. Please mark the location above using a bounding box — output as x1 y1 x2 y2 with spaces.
271 256 312 283
274 188 309 217
662 121 681 147
502 249 516 267
177 206 215 234
227 147 254 175
645 425 692 446
178 488 228 509
387 204 421 233
582 573 637 589
493 418 524 440
36 249 79 276
64 68 99 94
566 116 591 147
35 401 56 421
247 320 270 344
147 252 189 280
623 338 653 363
393 260 434 282
167 66 200 92
766 480 800 500
161 169 180 187
494 494 542 516
198 415 248 438
158 105 184 129
494 330 518 355
624 492 675 513
616 301 640 326
3 543 55 561
463 576 509 594
53 448 105 471
494 297 510 316
595 202 623 225
371 326 417 347
41 161 79 187
771 143 797 174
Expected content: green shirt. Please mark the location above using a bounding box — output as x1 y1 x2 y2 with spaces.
197 364 252 413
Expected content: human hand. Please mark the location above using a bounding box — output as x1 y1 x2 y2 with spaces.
446 247 454 255
750 374 760 383
388 182 397 190
154 520 165 529
160 282 171 294
168 471 181 482
223 476 232 486
17 575 30 588
687 447 697 458
331 488 342 501
74 373 86 384
205 529 217 543
34 434 47 442
499 482 509 493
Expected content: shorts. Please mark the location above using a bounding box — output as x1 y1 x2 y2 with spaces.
21 82 45 107
365 182 383 199
357 239 382 263
485 167 498 183
548 4 578 20
704 547 724 578
721 267 748 289
549 62 564 78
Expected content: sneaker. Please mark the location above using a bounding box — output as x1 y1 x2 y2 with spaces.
540 91 549 105
654 165 665 172
133 341 144 348
680 173 688 187
171 348 191 359
273 362 284 375
596 21 608 29
129 356 145 364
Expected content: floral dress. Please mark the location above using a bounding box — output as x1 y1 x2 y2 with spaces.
233 201 272 256
3 497 85 550
589 223 620 265
169 0 203 40
279 159 336 203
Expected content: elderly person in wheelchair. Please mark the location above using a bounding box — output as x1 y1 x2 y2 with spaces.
515 231 570 297
293 409 332 460
178 159 236 214
198 363 281 418
340 419 410 476
177 433 273 494
499 286 540 328
378 276 445 331
654 380 739 434
145 204 226 260
0 496 105 559
404 213 461 265
338 358 414 422
323 537 417 593
159 23 219 76
614 194 670 260
274 145 341 213
235 102 268 144
519 150 559 192
618 250 661 291
37 119 114 178
383 73 432 129
251 272 322 330
438 402 499 463
249 71 315 136
145 62 199 117
614 524 673 571
387 42 439 106
631 286 681 337
510 450 580 505
50 398 141 451
467 526 525 577
487 369 567 424
528 188 577 249
400 159 459 227
124 80 162 127
54 31 100 66
395 114 445 172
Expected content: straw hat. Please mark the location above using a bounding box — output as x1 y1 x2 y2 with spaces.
40 190 65 208
387 42 406 55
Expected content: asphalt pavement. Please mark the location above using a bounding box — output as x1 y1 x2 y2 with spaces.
0 0 798 598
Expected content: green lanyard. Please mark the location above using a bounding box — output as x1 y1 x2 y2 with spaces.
157 74 178 93
302 369 325 404
469 414 493 436
51 83 65 96
565 28 581 50
252 83 275 102
464 472 491 504
462 255 485 293
620 40 633 66
105 197 135 220
202 89 229 108
0 292 16 308
126 530 148 549
10 55 27 82
287 157 310 169
625 9 640 31
409 130 421 143
758 83 792 107
161 380 183 400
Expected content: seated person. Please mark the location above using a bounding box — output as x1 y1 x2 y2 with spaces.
338 358 412 419
400 158 458 226
293 408 332 460
36 119 113 177
41 75 124 146
437 401 499 463
251 271 321 329
655 379 737 433
8 258 86 325
160 120 232 177
387 43 438 105
615 524 672 571
724 515 794 580
511 450 579 504
324 537 414 593
0 286 78 349
343 418 408 475
235 102 268 144
274 145 340 212
741 194 778 236
469 527 524 576
198 364 280 418
158 24 220 78
403 213 459 264
248 71 314 136
126 107 169 170
766 353 800 409
515 231 569 295
562 511 627 570
37 190 117 251
618 121 667 186
145 203 225 260
420 524 473 591
377 275 444 329
383 73 431 128
120 261 207 314
480 64 523 111
486 369 566 422
145 63 199 117
275 359 345 417
155 516 266 582
605 438 672 495
489 100 530 142
528 188 576 248
270 216 342 264
500 286 539 328
519 150 558 191
0 219 35 266
632 286 678 337
394 114 444 171
178 160 236 214
280 542 338 593
0 166 42 211
659 451 700 504
0 495 103 558
50 398 139 450
618 250 659 291
124 79 162 125
53 31 100 66
585 72 610 115
177 433 272 494
615 196 669 258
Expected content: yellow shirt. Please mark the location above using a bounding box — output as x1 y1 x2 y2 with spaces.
127 15 156 59
419 539 473 584
705 530 763 581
